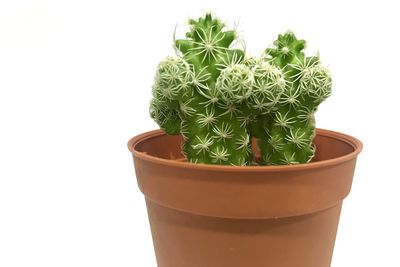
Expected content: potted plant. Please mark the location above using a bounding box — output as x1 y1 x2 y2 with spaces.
128 13 362 267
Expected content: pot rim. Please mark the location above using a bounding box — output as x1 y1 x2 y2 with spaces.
128 128 362 173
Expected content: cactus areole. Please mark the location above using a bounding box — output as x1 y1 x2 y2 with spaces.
150 13 332 166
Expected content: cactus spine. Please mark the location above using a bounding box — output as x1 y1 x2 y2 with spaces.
149 14 331 166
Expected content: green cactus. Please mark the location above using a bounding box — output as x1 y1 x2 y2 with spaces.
149 14 331 166
151 14 249 165
259 31 332 165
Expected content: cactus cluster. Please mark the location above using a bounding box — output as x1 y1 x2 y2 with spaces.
150 13 331 166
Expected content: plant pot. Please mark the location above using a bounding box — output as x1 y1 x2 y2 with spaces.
128 129 362 267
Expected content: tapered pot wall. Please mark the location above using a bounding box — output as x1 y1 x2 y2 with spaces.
146 199 342 267
128 129 362 267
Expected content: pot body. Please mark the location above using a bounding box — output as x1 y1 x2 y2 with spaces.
146 199 342 267
128 129 362 267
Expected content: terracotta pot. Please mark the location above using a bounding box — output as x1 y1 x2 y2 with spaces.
128 129 362 267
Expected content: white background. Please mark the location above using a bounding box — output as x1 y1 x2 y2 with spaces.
0 0 399 266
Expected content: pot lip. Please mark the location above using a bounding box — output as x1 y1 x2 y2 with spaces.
128 128 362 173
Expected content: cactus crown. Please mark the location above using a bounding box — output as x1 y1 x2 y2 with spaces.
150 13 332 166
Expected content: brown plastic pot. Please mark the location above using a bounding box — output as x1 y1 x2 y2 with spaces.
128 129 362 267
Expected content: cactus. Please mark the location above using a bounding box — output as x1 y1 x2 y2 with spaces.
151 14 250 165
149 14 331 166
258 31 332 164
